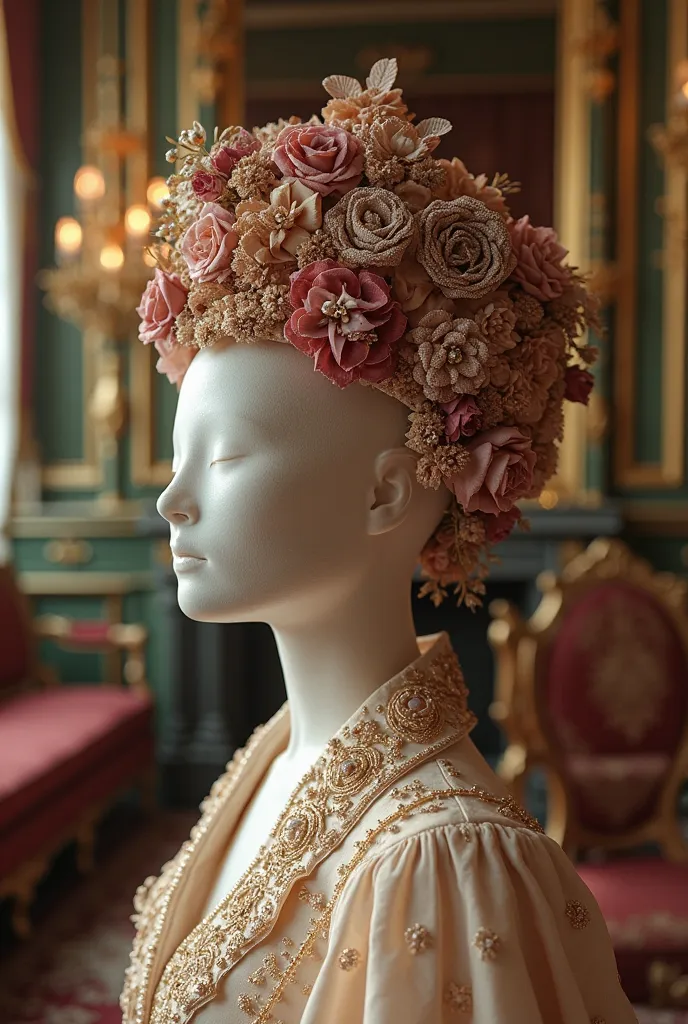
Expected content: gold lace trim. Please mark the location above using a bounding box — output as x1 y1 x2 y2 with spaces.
123 641 475 1024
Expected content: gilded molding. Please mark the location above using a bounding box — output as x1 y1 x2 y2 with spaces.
19 571 155 595
550 0 597 503
12 499 143 537
614 0 687 488
244 1 557 30
129 0 173 488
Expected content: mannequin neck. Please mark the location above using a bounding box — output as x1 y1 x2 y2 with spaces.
271 573 419 763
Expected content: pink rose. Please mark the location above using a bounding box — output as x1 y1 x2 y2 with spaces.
211 128 260 177
508 216 571 302
564 365 594 404
483 507 520 544
441 395 482 442
273 123 363 197
137 268 188 344
153 337 198 387
191 170 225 202
285 259 407 387
180 202 238 284
449 426 536 515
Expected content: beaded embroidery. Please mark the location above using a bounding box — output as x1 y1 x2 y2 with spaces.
124 637 478 1024
444 982 473 1013
566 899 591 930
404 923 433 954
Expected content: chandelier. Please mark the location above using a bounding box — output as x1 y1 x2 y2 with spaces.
39 58 167 341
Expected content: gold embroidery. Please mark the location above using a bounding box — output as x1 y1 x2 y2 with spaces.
338 948 361 971
302 983 313 995
404 923 433 954
566 899 591 929
473 927 501 960
325 742 383 797
248 968 266 986
590 1018 606 1024
444 982 473 1012
274 805 325 861
299 886 328 910
386 684 444 742
139 641 476 1024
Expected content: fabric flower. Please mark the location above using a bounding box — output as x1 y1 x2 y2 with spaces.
442 395 482 442
321 59 410 129
505 329 567 423
211 128 260 178
137 269 188 344
394 181 433 212
402 309 490 402
284 259 406 387
417 197 516 299
191 170 225 202
361 116 452 189
234 181 322 267
564 365 594 404
433 157 508 216
273 123 363 197
474 298 518 355
450 426 536 514
153 336 198 387
324 187 416 268
180 202 238 284
483 507 520 544
508 216 571 301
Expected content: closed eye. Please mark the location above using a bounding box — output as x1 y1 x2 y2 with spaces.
210 455 244 467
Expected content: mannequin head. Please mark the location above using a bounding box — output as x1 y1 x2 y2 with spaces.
156 340 448 626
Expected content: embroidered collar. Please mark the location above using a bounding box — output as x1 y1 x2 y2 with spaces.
123 632 475 1024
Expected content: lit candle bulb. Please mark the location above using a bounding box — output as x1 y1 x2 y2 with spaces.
146 176 169 208
125 204 152 238
55 216 82 258
100 243 125 271
74 165 105 201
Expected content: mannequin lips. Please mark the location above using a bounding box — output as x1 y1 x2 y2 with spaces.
171 549 207 573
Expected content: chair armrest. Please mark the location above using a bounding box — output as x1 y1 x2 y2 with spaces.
33 614 150 697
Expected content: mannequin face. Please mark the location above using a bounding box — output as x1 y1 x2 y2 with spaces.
157 341 446 624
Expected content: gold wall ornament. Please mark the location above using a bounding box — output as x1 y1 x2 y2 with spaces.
573 1 619 102
615 0 687 488
43 539 94 566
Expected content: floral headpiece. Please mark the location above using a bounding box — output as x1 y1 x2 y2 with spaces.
138 58 598 608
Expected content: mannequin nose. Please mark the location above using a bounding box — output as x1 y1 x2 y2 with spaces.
156 481 199 525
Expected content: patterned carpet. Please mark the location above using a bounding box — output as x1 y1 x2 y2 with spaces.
0 812 193 1024
0 810 685 1023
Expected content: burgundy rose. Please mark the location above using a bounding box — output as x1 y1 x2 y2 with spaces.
564 365 594 405
273 123 364 197
284 259 407 387
180 202 238 284
508 216 571 302
441 395 482 442
449 426 536 515
137 268 188 344
191 170 225 202
211 128 260 178
483 507 520 544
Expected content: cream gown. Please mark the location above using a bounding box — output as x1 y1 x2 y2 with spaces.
121 633 638 1024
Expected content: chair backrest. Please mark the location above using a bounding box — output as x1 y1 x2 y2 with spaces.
0 564 38 698
489 538 688 858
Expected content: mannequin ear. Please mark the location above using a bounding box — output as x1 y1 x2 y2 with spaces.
367 447 418 536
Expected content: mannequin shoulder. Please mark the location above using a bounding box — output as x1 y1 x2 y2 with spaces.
362 737 545 854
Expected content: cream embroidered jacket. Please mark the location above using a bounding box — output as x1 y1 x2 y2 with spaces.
121 633 638 1024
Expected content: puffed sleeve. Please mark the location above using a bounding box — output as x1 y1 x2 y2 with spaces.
301 823 637 1024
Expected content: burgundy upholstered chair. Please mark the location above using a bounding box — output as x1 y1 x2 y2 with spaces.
488 538 688 1005
0 564 154 936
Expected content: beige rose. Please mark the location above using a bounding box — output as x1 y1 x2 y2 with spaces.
433 157 509 216
324 187 416 268
416 196 516 299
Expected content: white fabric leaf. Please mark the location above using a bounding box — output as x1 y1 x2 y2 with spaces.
416 117 453 139
366 57 398 94
322 74 363 99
